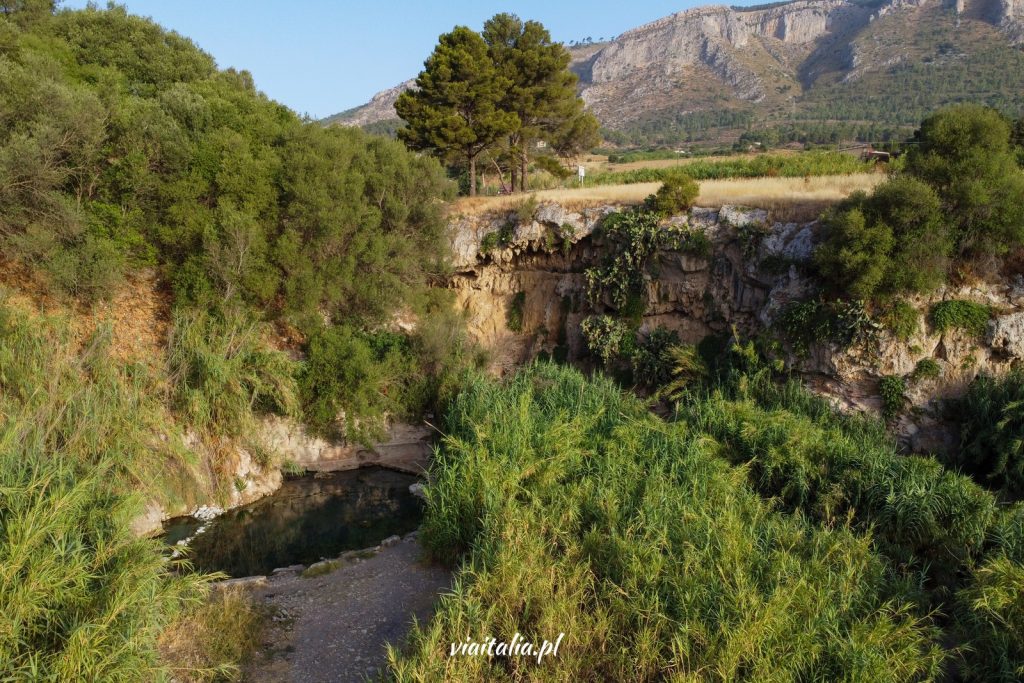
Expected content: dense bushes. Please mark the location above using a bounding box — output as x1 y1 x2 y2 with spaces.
905 104 1024 259
391 363 944 681
813 106 1024 304
300 326 434 443
0 3 452 325
953 369 1024 497
677 361 1024 679
167 309 300 447
0 3 464 437
815 177 950 300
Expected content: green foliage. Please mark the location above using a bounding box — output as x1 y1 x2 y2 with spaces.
299 326 434 444
0 303 215 680
585 208 708 310
881 300 921 341
390 363 945 681
167 309 300 444
905 104 1024 258
651 171 699 216
398 14 597 194
482 13 598 191
929 299 991 337
580 151 871 187
506 291 525 332
0 4 452 321
531 154 571 179
775 298 879 355
911 357 941 382
630 326 680 387
395 26 517 196
661 343 710 400
580 314 633 368
814 177 950 301
953 557 1024 682
953 369 1024 497
878 374 907 419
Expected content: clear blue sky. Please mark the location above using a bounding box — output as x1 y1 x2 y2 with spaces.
60 1 752 119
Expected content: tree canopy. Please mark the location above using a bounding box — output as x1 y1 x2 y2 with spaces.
395 26 517 197
396 13 598 195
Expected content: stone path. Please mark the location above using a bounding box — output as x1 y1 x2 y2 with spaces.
244 533 451 682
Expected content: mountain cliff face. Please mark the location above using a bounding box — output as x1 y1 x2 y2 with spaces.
326 0 1024 141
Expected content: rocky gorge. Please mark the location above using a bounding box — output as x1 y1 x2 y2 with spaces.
448 199 1024 454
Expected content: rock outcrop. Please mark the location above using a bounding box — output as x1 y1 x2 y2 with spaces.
448 201 1024 450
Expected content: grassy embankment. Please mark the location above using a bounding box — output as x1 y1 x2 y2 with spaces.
387 361 1024 681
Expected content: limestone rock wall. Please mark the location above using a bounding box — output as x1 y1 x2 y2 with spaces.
449 201 1024 451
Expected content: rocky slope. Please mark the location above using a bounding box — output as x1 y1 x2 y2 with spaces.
327 0 1024 139
448 200 1024 453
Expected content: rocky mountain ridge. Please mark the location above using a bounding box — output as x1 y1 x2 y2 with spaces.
327 0 1024 139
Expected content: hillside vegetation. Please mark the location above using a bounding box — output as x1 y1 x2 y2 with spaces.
0 3 465 679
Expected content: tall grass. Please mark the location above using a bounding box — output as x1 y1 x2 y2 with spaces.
679 361 1024 680
167 309 300 440
388 363 943 681
0 302 215 680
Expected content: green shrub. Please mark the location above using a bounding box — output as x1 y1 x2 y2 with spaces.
506 292 525 332
580 315 634 368
911 357 941 381
300 326 415 442
953 369 1024 496
879 374 907 419
775 298 878 355
651 171 699 215
881 300 921 341
905 104 1024 259
814 177 950 301
630 326 680 387
167 309 300 443
930 299 991 337
392 364 945 681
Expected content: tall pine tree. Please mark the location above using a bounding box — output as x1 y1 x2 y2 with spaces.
395 27 517 196
482 14 597 192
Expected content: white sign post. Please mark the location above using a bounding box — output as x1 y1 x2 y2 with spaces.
577 165 585 186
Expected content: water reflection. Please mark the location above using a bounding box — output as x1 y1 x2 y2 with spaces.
163 467 424 577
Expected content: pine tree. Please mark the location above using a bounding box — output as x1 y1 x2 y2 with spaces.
482 14 598 191
395 27 518 196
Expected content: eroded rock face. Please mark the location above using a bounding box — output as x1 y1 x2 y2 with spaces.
987 311 1024 358
448 201 1024 453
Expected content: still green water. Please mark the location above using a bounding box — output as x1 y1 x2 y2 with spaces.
163 467 424 577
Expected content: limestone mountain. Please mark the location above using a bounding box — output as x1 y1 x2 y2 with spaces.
326 0 1024 145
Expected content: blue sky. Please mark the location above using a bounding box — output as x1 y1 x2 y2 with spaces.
60 1 753 119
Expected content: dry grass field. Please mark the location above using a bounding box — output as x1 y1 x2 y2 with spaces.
452 173 882 221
